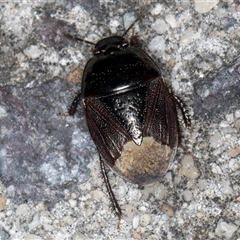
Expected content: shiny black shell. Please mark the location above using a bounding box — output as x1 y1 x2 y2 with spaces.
81 36 179 185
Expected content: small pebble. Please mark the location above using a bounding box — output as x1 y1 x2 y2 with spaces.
25 234 42 240
148 36 165 55
221 180 233 195
154 184 167 200
203 52 216 62
36 202 46 211
6 185 15 198
196 212 205 218
227 146 240 158
0 197 6 210
150 3 163 16
133 232 141 240
179 155 199 179
236 4 240 12
123 12 136 31
165 14 177 28
91 189 104 201
43 223 55 231
0 106 7 119
28 213 40 231
142 183 158 199
72 233 86 240
211 163 223 174
109 19 121 34
161 203 175 217
16 204 29 216
209 132 222 148
225 113 234 124
215 220 238 239
151 19 169 34
180 28 195 46
66 67 83 83
122 204 135 223
234 119 240 131
194 0 219 14
168 58 176 68
234 109 240 119
60 215 74 226
140 214 151 226
69 199 77 208
183 190 193 202
133 215 140 229
218 30 226 38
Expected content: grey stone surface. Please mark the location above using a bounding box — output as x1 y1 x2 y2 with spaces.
0 0 240 239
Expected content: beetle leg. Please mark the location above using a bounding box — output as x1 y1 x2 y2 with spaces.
174 95 191 128
99 157 122 225
68 91 81 116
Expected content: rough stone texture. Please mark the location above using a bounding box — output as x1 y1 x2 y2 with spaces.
194 0 219 14
0 1 240 239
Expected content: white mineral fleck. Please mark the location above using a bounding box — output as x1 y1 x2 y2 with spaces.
15 52 27 64
72 233 86 240
183 190 193 202
180 28 195 46
28 213 40 231
43 223 55 231
68 199 77 208
155 184 167 200
109 19 121 34
215 220 238 239
209 132 222 148
133 215 140 229
23 45 44 59
148 36 165 55
0 106 7 118
221 179 233 195
16 204 29 216
181 0 191 7
234 109 240 119
91 189 104 201
123 12 139 32
151 19 169 34
150 3 163 16
165 14 177 28
60 215 74 226
194 0 219 14
212 163 223 174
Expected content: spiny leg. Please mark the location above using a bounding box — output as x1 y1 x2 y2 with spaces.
68 91 81 116
174 95 191 128
99 157 122 227
173 94 192 153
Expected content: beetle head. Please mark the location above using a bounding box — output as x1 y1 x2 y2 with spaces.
93 36 129 56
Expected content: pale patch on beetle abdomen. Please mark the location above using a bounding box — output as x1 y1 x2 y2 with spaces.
112 136 177 185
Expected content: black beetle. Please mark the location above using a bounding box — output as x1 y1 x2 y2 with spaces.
65 12 190 223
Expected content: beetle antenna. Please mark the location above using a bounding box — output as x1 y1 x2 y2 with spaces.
64 33 95 45
122 10 147 37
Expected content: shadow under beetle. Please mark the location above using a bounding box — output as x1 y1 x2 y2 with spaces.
65 12 191 224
